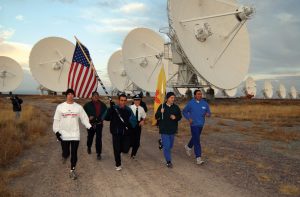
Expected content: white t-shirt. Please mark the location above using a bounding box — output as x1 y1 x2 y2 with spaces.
53 102 91 141
130 104 147 121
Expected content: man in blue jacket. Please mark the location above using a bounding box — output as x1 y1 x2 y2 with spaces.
182 89 211 165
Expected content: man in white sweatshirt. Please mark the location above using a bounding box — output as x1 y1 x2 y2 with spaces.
53 88 91 180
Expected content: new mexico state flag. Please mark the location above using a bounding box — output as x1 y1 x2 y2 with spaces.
152 66 166 125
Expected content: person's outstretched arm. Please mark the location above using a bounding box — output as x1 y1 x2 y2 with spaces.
79 106 92 129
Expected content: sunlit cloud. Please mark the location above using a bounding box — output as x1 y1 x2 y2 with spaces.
276 13 300 24
15 15 24 21
251 72 300 81
120 3 146 14
0 41 32 69
0 27 15 42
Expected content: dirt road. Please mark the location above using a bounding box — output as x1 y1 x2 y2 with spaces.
8 98 250 197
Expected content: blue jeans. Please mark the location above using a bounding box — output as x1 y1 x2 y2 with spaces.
187 126 203 158
161 134 175 162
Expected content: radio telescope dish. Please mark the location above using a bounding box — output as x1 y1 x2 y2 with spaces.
277 83 286 99
107 50 135 92
0 56 23 92
29 37 75 92
168 0 253 89
262 80 273 99
223 88 237 97
122 28 168 92
244 76 256 97
289 86 297 99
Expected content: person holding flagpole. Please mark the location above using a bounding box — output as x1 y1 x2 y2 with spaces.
155 92 182 168
105 94 137 171
152 66 167 150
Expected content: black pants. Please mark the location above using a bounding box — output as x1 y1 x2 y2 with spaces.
61 140 79 169
131 125 141 157
112 134 131 167
87 125 103 155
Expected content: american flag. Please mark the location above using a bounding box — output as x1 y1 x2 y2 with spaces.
68 42 98 98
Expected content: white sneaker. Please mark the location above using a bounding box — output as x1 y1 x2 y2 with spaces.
196 157 204 165
115 166 122 171
69 170 78 180
184 145 192 157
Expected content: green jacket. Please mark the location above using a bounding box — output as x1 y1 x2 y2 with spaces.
155 103 182 135
83 100 107 123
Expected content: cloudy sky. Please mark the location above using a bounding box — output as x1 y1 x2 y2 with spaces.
0 0 299 95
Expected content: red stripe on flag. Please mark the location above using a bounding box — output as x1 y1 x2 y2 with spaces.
81 68 94 98
86 73 97 98
71 63 79 90
76 66 90 98
68 62 75 88
74 65 84 96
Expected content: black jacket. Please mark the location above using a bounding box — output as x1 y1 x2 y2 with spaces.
105 105 137 135
155 103 182 135
83 100 107 124
10 96 23 112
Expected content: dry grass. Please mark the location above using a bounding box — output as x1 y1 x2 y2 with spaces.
279 184 300 196
0 99 50 195
256 173 272 183
210 104 300 125
217 120 228 126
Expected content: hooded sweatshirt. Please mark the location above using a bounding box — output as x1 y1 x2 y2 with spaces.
53 102 91 141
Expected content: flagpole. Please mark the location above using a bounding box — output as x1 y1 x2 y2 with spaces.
74 36 112 102
74 36 128 130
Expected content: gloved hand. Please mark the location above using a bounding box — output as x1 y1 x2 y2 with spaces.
110 100 115 108
56 132 62 141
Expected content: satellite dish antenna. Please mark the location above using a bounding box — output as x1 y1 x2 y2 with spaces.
262 80 273 99
223 88 237 97
107 50 137 92
244 76 256 97
167 0 254 90
277 83 286 99
289 86 297 99
122 28 170 92
0 56 23 92
29 37 75 92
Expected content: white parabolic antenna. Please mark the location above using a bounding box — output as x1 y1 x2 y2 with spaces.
289 86 297 99
263 80 273 99
122 28 169 92
29 37 75 92
168 0 253 89
107 50 134 92
277 83 286 99
223 88 237 97
244 76 256 96
0 56 23 92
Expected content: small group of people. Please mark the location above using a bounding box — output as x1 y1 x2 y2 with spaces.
52 89 147 179
53 88 210 180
